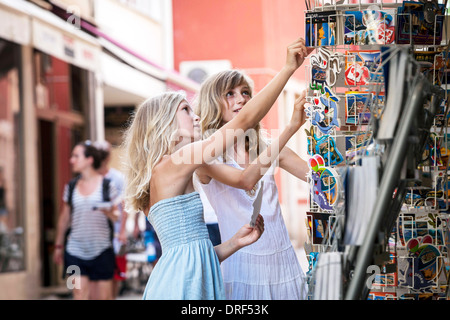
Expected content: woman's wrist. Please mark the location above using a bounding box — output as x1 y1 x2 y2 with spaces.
54 244 63 249
281 65 296 76
286 122 300 133
229 235 243 252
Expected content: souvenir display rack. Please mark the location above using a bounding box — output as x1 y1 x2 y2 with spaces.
303 0 449 300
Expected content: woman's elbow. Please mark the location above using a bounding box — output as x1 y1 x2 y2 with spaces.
238 177 257 192
233 114 253 132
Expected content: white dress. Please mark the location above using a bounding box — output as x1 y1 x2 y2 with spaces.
197 157 308 300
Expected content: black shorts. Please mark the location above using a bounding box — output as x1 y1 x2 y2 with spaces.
64 247 115 281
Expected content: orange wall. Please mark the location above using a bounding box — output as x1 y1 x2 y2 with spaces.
172 0 307 124
173 0 265 69
173 0 307 79
260 0 307 72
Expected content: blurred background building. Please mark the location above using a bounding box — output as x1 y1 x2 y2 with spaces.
0 0 309 299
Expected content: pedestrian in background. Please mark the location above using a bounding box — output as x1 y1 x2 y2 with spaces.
53 140 120 300
94 140 128 298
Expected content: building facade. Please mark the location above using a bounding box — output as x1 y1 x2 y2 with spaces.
0 0 198 299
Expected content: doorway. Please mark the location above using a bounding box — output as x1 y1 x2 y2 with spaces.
38 119 56 287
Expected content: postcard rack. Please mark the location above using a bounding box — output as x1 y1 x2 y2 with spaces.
303 0 449 300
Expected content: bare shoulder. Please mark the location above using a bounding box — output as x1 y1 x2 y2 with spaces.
151 155 177 183
150 154 195 201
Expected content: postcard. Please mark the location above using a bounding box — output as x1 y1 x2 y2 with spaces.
345 91 373 125
345 50 383 86
306 10 340 47
344 9 395 45
397 1 446 45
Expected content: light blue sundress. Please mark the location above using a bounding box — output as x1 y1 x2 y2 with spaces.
142 192 225 300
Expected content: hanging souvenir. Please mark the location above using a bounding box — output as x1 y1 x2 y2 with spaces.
308 154 340 211
310 47 343 88
306 85 340 135
305 126 344 166
398 235 445 291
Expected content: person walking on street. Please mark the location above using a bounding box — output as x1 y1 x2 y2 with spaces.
95 140 128 298
53 141 120 300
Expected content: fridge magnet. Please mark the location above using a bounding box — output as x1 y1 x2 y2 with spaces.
344 9 395 45
398 236 445 291
308 154 340 211
306 85 340 135
310 47 343 88
305 126 344 166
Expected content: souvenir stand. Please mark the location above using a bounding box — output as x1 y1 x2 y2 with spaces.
303 0 449 300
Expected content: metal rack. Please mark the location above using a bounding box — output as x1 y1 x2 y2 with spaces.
303 0 449 300
345 50 446 299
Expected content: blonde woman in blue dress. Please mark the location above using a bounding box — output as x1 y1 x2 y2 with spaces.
194 43 312 300
121 38 309 300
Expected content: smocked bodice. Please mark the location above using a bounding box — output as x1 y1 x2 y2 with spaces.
148 192 209 251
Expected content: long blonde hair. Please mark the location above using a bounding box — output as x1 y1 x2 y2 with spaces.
194 70 266 161
122 91 186 213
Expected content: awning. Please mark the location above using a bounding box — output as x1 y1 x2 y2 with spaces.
98 37 167 83
0 0 199 102
100 52 166 106
0 2 30 45
99 37 199 98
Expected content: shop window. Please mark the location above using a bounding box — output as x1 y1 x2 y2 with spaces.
34 51 89 114
34 51 71 111
0 39 25 273
70 64 89 114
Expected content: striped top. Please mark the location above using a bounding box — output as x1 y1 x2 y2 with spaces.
63 179 119 260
